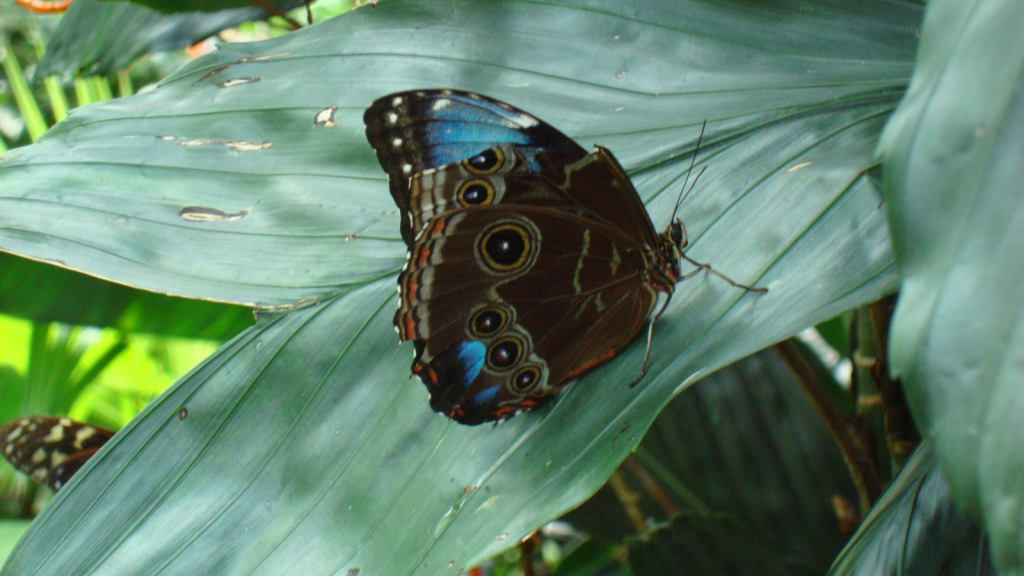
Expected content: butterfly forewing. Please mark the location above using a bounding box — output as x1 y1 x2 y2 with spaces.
0 416 114 492
365 89 587 245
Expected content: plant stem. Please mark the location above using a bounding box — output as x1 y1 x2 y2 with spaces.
868 295 919 473
623 455 678 517
249 0 303 29
607 471 648 533
1 32 47 141
774 339 882 511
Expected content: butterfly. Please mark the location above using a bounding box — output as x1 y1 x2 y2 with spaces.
0 416 113 492
364 89 764 425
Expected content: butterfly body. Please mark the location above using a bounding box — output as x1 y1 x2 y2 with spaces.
365 90 704 425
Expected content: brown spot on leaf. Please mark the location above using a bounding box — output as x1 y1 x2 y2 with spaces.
346 569 360 576
199 66 229 82
178 206 250 222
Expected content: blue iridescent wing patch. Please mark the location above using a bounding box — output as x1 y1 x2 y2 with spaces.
364 89 587 244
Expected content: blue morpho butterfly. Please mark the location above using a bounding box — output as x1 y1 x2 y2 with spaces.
364 89 764 425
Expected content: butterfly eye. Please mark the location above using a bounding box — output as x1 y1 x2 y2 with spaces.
470 307 508 337
463 147 505 175
486 336 523 371
478 222 535 273
510 367 541 394
458 180 495 206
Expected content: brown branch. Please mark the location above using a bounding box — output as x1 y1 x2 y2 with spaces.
868 295 920 468
607 471 649 533
623 455 679 517
518 532 543 576
249 0 302 30
774 339 883 510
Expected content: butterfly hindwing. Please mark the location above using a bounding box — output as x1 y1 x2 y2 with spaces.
397 206 657 424
0 416 114 492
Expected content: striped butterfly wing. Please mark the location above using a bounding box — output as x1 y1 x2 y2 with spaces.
364 89 659 248
0 416 114 492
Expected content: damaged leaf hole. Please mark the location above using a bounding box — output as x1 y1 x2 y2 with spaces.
314 106 340 128
217 77 261 88
179 206 250 222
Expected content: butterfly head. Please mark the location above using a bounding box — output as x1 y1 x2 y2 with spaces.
653 219 686 290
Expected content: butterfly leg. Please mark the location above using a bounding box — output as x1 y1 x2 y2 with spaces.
680 253 768 293
629 294 673 388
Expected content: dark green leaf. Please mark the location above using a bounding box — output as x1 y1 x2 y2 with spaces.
38 0 293 77
0 0 914 573
0 253 253 339
553 539 623 576
628 513 791 576
98 0 296 14
570 349 856 575
828 443 994 576
877 0 1024 570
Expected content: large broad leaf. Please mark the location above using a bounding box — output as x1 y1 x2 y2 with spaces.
572 349 856 575
0 0 915 574
37 0 298 77
828 443 995 576
0 253 252 339
877 0 1024 571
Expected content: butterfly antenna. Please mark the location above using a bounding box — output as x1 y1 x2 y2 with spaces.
668 120 707 224
628 294 673 388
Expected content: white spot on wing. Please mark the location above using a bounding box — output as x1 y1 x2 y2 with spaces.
387 112 399 124
392 138 403 148
402 164 412 174
392 96 403 106
31 448 47 464
43 425 64 443
432 99 451 111
517 113 538 127
74 427 96 450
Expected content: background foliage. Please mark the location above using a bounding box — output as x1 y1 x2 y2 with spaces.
0 0 1016 575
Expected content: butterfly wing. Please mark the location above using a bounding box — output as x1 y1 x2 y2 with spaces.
0 416 114 492
398 206 657 424
364 89 659 247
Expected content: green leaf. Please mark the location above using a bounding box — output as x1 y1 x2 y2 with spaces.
0 0 914 573
0 253 253 339
37 0 294 77
628 513 792 576
1 0 914 306
0 522 30 567
553 539 623 576
828 443 994 576
570 349 856 575
876 0 1024 571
